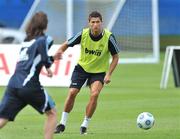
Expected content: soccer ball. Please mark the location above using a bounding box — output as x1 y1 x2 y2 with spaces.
137 112 155 130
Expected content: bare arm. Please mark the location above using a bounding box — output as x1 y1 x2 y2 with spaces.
54 32 82 60
58 41 68 53
104 54 119 84
53 41 68 60
45 41 69 77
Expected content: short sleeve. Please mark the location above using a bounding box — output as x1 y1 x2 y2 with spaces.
108 34 120 55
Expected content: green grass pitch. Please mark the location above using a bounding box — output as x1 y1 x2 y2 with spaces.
0 54 180 139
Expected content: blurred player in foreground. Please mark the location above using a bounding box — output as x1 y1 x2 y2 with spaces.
54 11 120 134
0 11 59 139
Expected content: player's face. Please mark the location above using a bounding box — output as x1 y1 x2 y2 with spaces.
89 17 102 36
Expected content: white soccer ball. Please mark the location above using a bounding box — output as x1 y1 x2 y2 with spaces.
137 112 155 130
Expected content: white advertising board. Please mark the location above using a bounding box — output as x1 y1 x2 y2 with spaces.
0 44 80 87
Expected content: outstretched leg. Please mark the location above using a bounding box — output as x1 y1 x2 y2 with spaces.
64 88 80 113
54 88 79 134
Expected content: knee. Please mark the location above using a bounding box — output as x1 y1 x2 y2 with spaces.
46 108 57 119
90 90 100 100
68 89 79 99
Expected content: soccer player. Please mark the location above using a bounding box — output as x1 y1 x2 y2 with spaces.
0 11 58 139
54 11 120 134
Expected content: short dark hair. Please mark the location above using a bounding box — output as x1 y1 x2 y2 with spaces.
88 11 102 22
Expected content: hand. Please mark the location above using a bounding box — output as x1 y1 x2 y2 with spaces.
53 50 63 60
46 68 53 78
104 74 111 84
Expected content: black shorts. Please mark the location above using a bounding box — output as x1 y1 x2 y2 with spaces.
0 86 55 121
70 65 106 89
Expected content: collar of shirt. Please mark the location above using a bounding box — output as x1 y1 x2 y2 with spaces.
89 30 104 41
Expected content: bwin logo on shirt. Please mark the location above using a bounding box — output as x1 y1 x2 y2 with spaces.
85 48 102 56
